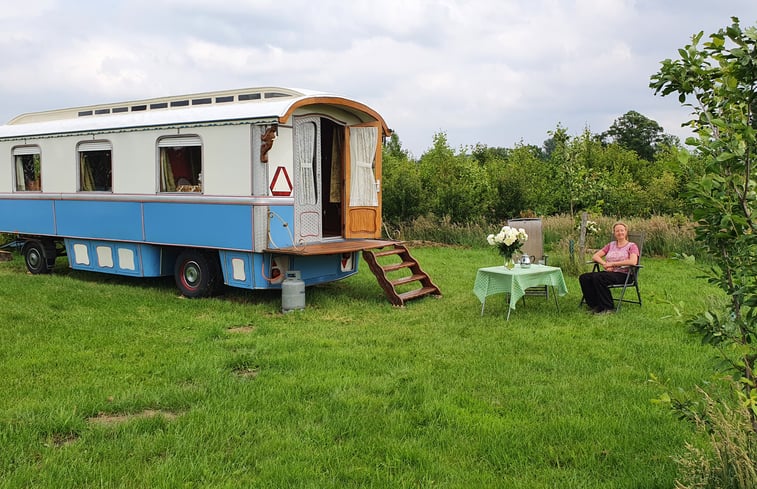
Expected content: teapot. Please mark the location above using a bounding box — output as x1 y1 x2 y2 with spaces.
520 254 532 268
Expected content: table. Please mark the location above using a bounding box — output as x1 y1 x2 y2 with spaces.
473 264 568 319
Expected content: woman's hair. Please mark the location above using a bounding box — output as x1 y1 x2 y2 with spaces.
612 221 628 232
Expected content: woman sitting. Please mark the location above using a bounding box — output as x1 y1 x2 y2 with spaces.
579 221 639 314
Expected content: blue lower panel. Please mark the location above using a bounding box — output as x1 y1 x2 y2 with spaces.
0 199 56 235
56 200 144 241
220 251 256 289
64 239 172 277
292 253 359 287
144 202 253 250
0 198 255 252
217 251 359 290
61 239 358 288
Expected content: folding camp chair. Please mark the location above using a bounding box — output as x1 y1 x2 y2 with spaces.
580 232 644 312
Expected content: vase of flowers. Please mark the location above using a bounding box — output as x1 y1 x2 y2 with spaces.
487 225 528 269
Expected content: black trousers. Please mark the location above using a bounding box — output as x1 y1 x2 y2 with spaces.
579 271 629 311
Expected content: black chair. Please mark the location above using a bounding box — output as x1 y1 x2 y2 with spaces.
581 232 644 312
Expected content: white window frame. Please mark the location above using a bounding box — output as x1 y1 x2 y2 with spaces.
12 145 42 192
157 135 203 192
77 140 113 192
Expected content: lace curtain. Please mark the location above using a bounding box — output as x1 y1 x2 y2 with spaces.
296 122 317 204
349 126 378 206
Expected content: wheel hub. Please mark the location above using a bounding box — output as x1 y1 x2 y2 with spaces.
184 262 201 287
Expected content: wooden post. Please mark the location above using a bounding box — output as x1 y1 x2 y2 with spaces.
578 212 588 266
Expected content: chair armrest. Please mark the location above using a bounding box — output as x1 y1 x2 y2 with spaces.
591 263 642 272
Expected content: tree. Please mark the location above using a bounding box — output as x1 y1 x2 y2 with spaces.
484 144 542 220
601 110 679 161
382 133 422 223
651 17 757 432
418 132 490 223
547 125 609 217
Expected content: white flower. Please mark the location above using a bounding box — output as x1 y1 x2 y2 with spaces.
487 224 528 257
576 220 600 235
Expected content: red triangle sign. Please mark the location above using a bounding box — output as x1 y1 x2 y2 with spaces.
270 166 293 196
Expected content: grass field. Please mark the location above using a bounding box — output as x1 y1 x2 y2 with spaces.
0 246 725 488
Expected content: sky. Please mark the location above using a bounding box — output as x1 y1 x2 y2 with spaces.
0 0 755 158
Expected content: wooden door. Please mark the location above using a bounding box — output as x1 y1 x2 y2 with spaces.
344 122 382 238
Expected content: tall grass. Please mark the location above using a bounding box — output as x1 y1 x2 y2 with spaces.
385 214 491 248
390 214 701 260
674 388 757 489
541 214 700 258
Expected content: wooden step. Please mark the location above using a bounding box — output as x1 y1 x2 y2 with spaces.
398 287 440 302
373 248 405 258
382 260 415 272
391 274 426 286
362 243 442 307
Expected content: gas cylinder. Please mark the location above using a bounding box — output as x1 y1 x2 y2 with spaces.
281 270 305 313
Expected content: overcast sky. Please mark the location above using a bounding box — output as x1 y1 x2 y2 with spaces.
0 0 755 157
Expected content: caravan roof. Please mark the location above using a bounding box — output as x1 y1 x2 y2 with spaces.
0 86 389 140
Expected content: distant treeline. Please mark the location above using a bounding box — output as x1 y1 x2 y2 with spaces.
381 111 701 226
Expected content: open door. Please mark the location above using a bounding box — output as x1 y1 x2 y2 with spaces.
344 122 382 238
292 116 322 243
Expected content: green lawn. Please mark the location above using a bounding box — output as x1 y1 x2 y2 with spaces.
0 246 723 488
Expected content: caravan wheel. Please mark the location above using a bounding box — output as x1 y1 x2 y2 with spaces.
174 250 221 298
22 240 55 274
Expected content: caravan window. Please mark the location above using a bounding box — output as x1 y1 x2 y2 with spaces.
13 146 41 191
78 141 112 192
158 136 202 192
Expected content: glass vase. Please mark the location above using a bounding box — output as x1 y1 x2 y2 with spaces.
504 256 515 269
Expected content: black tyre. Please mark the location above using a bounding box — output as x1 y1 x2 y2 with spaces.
174 250 222 298
22 239 55 274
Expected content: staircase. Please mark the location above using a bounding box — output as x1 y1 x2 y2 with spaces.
362 243 442 306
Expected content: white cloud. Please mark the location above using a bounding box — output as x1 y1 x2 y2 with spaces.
0 0 754 155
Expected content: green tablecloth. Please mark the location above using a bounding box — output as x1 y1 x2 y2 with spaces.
473 264 568 317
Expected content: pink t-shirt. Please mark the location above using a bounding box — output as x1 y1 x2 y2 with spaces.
601 241 640 272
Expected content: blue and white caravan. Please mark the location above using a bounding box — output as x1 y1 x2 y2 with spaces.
0 87 440 304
